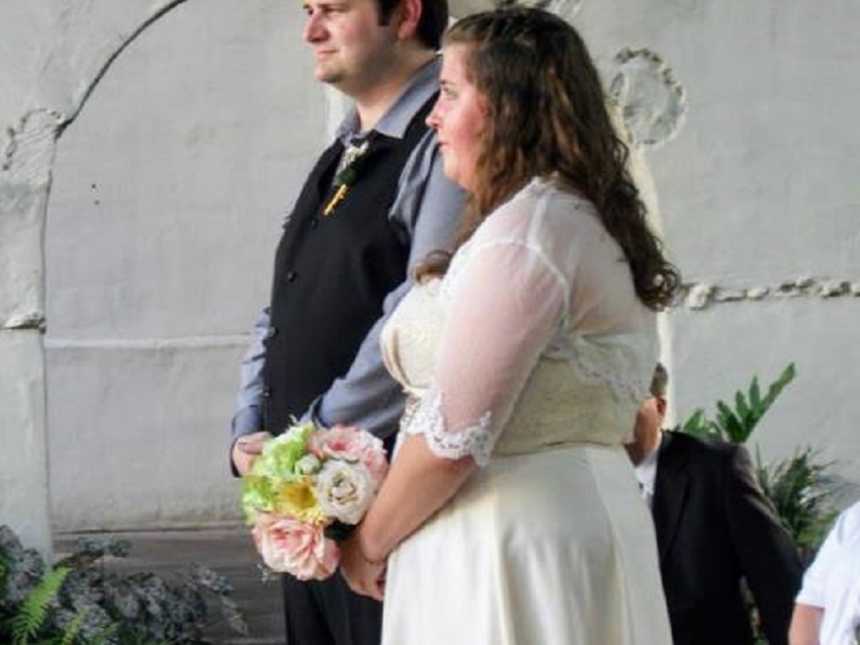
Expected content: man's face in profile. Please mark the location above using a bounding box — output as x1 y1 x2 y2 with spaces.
302 0 399 94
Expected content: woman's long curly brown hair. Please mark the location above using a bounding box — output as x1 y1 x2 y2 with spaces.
420 7 679 310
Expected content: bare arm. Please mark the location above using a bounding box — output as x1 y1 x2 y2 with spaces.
788 604 822 645
357 434 475 561
341 435 476 600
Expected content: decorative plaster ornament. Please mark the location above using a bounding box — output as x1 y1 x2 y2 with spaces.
713 289 745 303
685 284 713 310
746 287 769 300
609 48 686 149
819 280 849 298
447 0 582 21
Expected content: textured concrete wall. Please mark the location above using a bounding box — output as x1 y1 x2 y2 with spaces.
0 1 192 555
0 0 326 542
43 0 324 531
2 0 858 545
0 332 50 555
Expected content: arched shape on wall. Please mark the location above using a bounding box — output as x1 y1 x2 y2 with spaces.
43 0 325 531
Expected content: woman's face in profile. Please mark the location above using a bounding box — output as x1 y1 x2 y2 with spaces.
426 44 488 192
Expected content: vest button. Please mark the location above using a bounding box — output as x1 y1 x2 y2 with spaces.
262 387 272 399
310 217 319 229
286 271 298 282
265 326 278 339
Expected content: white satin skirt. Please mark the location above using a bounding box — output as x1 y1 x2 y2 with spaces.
381 444 672 645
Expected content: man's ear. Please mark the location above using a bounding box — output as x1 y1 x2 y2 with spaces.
395 0 422 41
655 396 668 418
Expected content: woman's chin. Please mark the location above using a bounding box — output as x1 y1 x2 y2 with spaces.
441 161 472 193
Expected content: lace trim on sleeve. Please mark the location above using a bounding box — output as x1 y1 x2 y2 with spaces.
403 388 495 467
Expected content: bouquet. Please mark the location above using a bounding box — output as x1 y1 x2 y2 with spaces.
241 421 388 581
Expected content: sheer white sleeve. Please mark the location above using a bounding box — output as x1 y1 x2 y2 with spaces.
405 238 569 466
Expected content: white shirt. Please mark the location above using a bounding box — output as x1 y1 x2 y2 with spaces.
633 437 661 509
796 501 860 644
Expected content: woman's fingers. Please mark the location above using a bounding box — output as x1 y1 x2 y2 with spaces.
341 563 385 601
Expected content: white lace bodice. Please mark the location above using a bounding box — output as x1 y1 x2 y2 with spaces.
381 177 658 466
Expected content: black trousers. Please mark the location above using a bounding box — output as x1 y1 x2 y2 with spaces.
282 572 382 645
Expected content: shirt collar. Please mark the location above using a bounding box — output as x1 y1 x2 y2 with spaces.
334 57 441 144
634 433 662 496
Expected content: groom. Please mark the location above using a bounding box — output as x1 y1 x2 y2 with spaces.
227 0 461 643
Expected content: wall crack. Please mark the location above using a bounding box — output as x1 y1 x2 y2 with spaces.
57 0 191 136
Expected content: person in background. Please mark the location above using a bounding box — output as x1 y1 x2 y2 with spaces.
790 500 860 645
626 363 803 645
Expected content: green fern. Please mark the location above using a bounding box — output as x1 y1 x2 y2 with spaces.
679 363 796 444
716 363 795 442
88 622 119 645
680 407 720 441
58 609 87 645
8 566 70 645
1 527 246 645
756 446 838 553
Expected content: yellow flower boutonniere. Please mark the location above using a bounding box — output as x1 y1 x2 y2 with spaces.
323 140 370 216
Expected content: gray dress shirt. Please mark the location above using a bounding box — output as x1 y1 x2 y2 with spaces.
230 58 464 446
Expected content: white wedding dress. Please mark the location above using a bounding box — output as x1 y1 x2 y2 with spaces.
379 177 672 644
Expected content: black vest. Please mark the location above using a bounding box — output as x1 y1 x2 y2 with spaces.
262 97 436 434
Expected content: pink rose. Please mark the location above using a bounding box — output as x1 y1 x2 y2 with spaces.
253 516 340 581
360 445 388 486
309 425 388 486
309 425 365 461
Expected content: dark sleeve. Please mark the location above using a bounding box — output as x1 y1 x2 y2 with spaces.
724 444 803 645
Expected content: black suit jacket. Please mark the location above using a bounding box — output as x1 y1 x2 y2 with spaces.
652 431 802 645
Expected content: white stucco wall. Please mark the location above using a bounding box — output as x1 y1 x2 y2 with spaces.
575 1 860 495
0 332 50 555
0 0 188 554
43 0 325 531
1 0 858 546
0 0 326 544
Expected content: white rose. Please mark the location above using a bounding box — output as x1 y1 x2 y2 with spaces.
312 461 375 525
295 454 322 475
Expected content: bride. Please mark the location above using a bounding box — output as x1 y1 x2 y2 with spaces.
340 7 679 643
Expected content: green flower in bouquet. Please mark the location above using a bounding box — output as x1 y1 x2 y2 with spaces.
255 422 316 480
241 422 325 524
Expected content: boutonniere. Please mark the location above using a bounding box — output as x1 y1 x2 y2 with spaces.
323 140 370 217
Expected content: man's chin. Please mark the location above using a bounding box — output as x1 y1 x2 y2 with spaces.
314 66 343 86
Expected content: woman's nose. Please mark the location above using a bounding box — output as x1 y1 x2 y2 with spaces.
426 100 442 130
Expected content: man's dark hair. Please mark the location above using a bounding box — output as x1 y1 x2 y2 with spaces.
649 363 668 398
377 0 448 50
